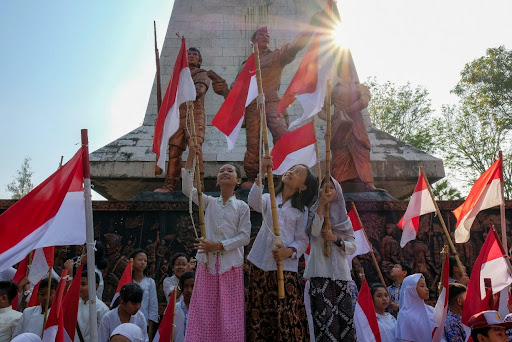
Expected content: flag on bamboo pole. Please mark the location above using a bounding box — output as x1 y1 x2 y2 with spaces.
110 262 133 307
153 289 177 342
26 280 42 308
432 249 450 342
397 170 436 247
270 122 317 174
354 280 382 342
211 54 258 150
462 228 512 328
453 157 503 243
11 253 30 310
28 247 55 285
42 269 68 342
61 264 83 342
0 148 86 272
346 208 371 269
152 37 196 171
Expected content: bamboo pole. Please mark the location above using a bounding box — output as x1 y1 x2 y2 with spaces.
498 151 508 253
419 166 467 277
154 21 162 113
311 117 322 183
351 202 387 287
41 266 52 333
188 102 208 266
253 43 285 299
438 245 448 296
323 80 332 257
170 288 178 342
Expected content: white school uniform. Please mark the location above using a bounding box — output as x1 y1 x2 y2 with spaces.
173 300 188 342
75 298 110 342
12 306 47 337
133 277 158 325
377 312 397 342
97 307 148 342
0 305 22 342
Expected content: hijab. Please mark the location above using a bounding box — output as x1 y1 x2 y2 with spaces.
11 333 42 342
110 323 145 342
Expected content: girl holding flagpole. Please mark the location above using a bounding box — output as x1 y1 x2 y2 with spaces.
182 147 251 342
304 176 357 341
246 156 317 342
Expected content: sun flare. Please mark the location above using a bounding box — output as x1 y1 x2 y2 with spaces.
331 21 346 49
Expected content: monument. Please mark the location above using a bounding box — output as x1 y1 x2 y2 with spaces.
89 0 445 201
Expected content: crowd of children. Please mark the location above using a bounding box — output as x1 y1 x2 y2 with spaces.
2 155 512 342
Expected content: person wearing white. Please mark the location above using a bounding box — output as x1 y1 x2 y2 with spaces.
377 313 397 342
162 253 188 303
0 268 16 282
0 281 22 342
98 307 147 342
370 282 397 342
395 273 435 342
12 306 47 337
11 333 42 342
110 323 145 342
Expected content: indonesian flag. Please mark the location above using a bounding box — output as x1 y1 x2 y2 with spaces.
397 170 436 247
212 54 257 150
454 157 503 243
26 279 42 308
354 280 382 342
42 269 68 342
11 253 30 310
61 264 83 342
277 6 334 129
346 208 371 269
110 262 132 307
154 289 176 342
28 247 55 285
0 148 86 272
153 37 196 171
270 122 317 175
432 252 450 342
462 228 512 327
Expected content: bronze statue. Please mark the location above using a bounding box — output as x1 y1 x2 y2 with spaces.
380 224 402 283
155 47 211 192
103 233 129 303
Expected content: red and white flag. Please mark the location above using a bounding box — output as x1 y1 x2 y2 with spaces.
153 37 196 171
270 122 317 175
346 208 371 269
397 170 436 247
462 228 512 327
42 269 68 342
354 280 382 342
432 252 450 342
212 54 258 150
26 280 42 308
154 289 176 342
61 264 83 342
454 157 503 243
277 5 335 129
0 148 86 272
111 262 132 307
28 246 55 285
11 253 30 310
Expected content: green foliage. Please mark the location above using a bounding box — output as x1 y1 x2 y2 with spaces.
6 157 34 200
365 77 436 153
431 179 463 201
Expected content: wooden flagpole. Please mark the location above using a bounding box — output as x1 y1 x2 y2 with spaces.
81 129 98 342
41 266 53 333
253 43 285 299
154 21 162 113
351 202 387 287
498 151 508 253
323 80 332 257
188 102 208 266
311 117 322 183
419 165 466 277
170 288 178 342
438 245 448 296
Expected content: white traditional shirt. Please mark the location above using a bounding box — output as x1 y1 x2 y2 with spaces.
173 300 189 342
98 307 148 342
304 213 356 280
0 305 22 342
75 298 110 342
133 277 158 324
182 168 251 274
163 275 183 303
377 312 397 342
13 305 48 337
247 184 309 272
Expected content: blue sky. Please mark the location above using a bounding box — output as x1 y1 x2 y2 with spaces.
1 0 511 199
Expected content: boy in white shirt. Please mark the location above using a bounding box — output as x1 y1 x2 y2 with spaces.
0 281 22 342
76 271 110 342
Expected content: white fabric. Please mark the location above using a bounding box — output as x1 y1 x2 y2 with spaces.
480 256 512 298
400 187 436 247
377 313 397 342
11 333 42 342
395 274 435 341
95 267 104 299
272 144 317 175
133 277 158 324
0 305 22 342
182 169 251 274
247 184 309 272
162 275 183 303
0 267 16 281
97 307 148 342
74 298 110 342
111 323 145 342
173 300 187 342
12 306 47 338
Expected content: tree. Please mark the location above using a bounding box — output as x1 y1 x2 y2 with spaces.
365 77 436 153
6 157 34 199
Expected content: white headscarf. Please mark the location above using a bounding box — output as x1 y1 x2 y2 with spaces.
395 273 435 341
11 333 42 342
110 323 145 342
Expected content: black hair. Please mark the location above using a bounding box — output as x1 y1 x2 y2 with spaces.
397 261 413 277
81 270 100 285
188 47 202 68
448 256 459 277
275 164 318 212
370 283 387 298
0 281 18 302
471 327 491 340
130 248 149 276
448 283 467 306
170 252 189 270
251 27 268 41
119 283 143 304
39 278 58 291
178 271 195 291
95 241 108 271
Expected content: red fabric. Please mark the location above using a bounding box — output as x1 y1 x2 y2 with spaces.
152 37 189 157
27 280 41 308
43 247 55 268
396 170 430 231
270 121 317 170
11 254 30 309
357 280 382 342
347 208 362 231
154 289 176 341
43 269 69 342
432 253 450 341
62 264 83 340
110 262 133 306
212 54 256 136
